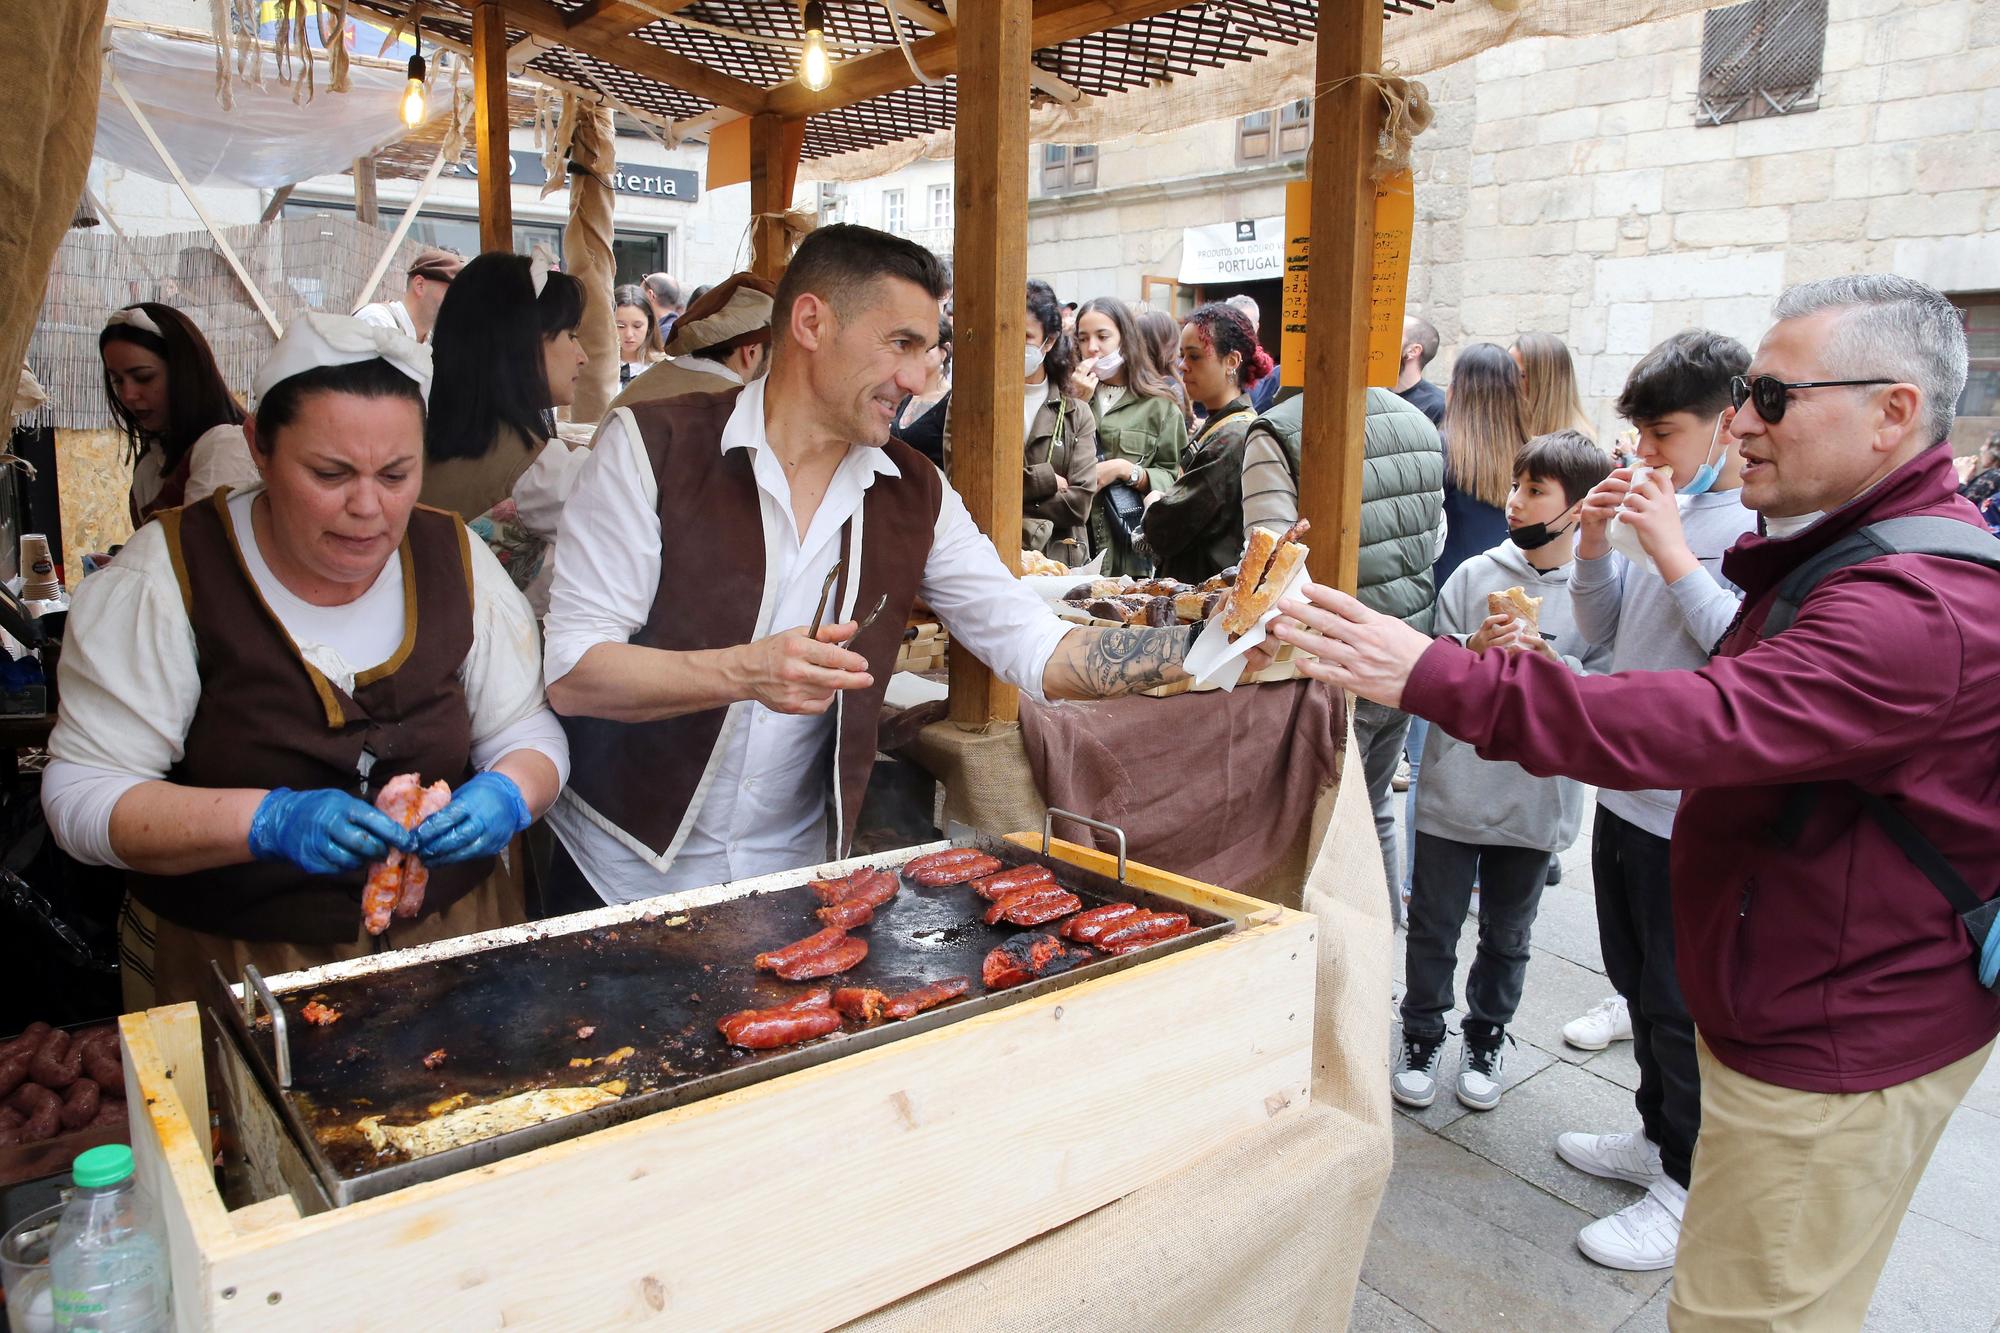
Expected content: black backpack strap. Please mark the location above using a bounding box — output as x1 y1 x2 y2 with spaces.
1763 516 2000 636
1850 789 1988 920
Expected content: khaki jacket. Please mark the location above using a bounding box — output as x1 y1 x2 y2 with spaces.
1022 386 1098 560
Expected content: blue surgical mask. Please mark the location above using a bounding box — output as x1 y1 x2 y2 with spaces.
1676 412 1729 498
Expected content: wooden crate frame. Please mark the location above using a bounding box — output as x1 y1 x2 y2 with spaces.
124 836 1317 1330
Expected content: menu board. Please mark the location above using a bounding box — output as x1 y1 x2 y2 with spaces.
1278 170 1417 390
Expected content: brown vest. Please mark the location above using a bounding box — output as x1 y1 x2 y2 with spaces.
127 491 494 943
561 390 943 860
420 423 539 522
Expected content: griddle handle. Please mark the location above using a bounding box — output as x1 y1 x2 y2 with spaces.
1042 808 1128 886
243 964 292 1089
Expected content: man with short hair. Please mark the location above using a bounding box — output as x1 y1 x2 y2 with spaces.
1396 315 1445 427
355 247 461 342
608 272 774 413
642 272 684 340
1226 294 1281 413
542 226 1219 910
1276 274 2000 1328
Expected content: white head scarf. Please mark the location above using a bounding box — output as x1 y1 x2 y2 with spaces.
252 311 432 406
103 307 164 338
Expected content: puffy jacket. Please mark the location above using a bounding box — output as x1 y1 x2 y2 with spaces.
1242 388 1445 629
1405 443 2000 1094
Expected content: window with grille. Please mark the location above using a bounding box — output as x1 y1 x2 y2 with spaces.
1041 143 1099 194
1697 0 1827 126
1237 101 1311 165
930 184 954 230
883 189 905 232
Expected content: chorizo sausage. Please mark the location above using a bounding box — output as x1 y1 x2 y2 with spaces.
908 853 1002 887
816 898 876 929
899 848 985 878
0 1052 29 1100
882 977 971 1020
1099 911 1192 954
717 992 841 1050
982 886 1083 928
29 1029 81 1090
1059 902 1143 944
11 1084 60 1142
833 987 887 1023
8 1082 58 1118
754 926 850 974
58 1079 101 1131
89 1098 129 1129
768 934 867 981
969 865 1056 902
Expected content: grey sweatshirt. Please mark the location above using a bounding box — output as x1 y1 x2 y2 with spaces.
1568 487 1755 838
1416 541 1611 851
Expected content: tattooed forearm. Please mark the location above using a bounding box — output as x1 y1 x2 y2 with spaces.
1043 626 1189 699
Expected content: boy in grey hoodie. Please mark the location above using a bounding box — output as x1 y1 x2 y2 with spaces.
1394 431 1613 1114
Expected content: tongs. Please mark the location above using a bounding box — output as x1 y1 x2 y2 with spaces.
806 558 888 641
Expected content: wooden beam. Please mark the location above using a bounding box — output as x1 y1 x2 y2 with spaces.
259 184 295 225
945 0 1031 728
352 157 379 226
765 0 1185 119
564 0 697 47
474 2 514 253
747 113 802 282
492 0 767 115
1297 0 1382 596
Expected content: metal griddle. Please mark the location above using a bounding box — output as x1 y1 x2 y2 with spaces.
206 814 1233 1207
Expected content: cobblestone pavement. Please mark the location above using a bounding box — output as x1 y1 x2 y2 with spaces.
1353 793 2000 1332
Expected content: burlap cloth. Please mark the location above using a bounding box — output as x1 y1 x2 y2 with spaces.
869 699 1393 1330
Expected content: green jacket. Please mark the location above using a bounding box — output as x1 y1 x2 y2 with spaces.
1244 387 1444 629
1087 388 1187 577
1139 396 1258 584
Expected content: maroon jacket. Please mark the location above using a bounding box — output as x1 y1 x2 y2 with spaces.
1404 444 2000 1093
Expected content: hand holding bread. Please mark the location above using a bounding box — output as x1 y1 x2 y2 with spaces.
1221 519 1311 636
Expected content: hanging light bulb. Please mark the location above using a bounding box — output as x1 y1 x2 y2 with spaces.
799 1 832 93
400 24 428 129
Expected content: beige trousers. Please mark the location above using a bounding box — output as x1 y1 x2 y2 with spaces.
1669 1035 1994 1331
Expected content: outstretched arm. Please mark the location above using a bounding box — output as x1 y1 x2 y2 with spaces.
1041 625 1191 699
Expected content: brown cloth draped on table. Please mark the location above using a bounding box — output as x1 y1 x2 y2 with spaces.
1019 678 1345 908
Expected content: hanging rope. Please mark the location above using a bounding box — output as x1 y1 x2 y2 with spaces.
1312 67 1436 179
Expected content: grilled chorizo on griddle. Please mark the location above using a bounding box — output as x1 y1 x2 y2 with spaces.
982 886 1083 928
883 977 971 1020
718 991 842 1050
982 932 1093 990
1098 911 1192 954
969 864 1055 901
809 867 895 906
755 926 848 974
816 898 877 929
907 852 1003 887
1060 902 1143 944
777 934 867 979
29 1029 81 1090
900 848 983 877
834 987 887 1023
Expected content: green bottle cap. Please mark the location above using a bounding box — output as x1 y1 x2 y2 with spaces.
72 1144 135 1189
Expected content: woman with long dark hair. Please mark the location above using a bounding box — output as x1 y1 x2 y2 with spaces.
613 284 665 385
99 303 259 523
1139 302 1274 582
422 250 590 599
1021 279 1098 561
1072 295 1186 576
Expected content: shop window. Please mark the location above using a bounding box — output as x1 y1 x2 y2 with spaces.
816 183 848 224
1237 101 1311 165
1041 144 1098 194
1955 291 2000 442
929 184 954 230
1697 0 1827 126
883 189 905 232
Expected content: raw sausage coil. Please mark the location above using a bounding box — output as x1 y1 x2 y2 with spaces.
58 1079 101 1131
0 1021 51 1063
0 1052 28 1100
29 1029 81 1090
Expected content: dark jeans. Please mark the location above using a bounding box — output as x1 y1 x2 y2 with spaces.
1593 806 1701 1188
1402 832 1550 1040
1352 698 1414 924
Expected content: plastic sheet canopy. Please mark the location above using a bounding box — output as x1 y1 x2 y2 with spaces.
94 29 417 191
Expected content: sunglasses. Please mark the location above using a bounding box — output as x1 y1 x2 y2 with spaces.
1729 374 1897 424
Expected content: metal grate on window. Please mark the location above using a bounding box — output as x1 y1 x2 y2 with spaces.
1697 0 1828 126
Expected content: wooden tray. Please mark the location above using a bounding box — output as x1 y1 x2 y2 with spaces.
126 838 1317 1331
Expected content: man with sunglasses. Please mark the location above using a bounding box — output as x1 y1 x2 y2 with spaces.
1274 274 2000 1329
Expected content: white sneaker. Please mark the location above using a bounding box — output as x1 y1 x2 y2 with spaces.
1577 1176 1685 1271
1563 995 1633 1051
1555 1130 1663 1186
1392 1030 1447 1109
1455 1024 1509 1111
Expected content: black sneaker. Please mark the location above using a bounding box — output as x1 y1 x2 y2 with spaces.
1392 1029 1448 1108
1456 1021 1513 1111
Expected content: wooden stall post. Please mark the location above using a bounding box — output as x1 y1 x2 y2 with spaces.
351 156 379 227
747 112 803 282
473 1 514 253
1299 0 1384 596
945 0 1030 728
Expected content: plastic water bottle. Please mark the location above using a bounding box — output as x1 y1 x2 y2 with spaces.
48 1145 170 1332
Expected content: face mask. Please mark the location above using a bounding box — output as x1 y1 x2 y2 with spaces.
1676 412 1729 497
1092 350 1124 377
1506 517 1574 551
1023 344 1046 378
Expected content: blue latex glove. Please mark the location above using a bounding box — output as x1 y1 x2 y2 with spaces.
247 788 417 875
413 772 532 864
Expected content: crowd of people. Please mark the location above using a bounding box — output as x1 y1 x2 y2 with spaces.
51 223 2000 1330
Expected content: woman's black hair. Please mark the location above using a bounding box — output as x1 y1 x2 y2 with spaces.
252 359 426 449
98 303 245 473
1027 279 1079 399
425 251 586 463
